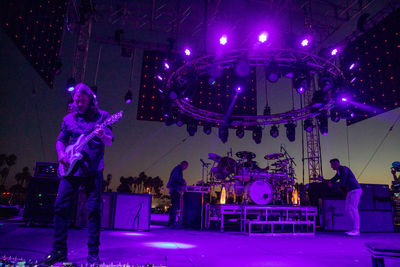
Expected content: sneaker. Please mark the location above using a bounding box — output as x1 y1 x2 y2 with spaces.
346 230 360 236
37 250 67 266
87 254 100 266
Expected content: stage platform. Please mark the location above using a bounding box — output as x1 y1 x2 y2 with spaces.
1 220 400 266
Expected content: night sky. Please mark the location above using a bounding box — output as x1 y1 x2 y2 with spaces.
0 1 399 191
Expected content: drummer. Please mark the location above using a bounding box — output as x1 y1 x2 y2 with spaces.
242 154 267 171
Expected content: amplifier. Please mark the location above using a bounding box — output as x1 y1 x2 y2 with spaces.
34 161 58 178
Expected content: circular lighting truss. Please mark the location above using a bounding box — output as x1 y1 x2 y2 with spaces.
166 49 344 127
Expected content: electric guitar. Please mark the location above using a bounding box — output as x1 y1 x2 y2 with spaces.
57 111 123 177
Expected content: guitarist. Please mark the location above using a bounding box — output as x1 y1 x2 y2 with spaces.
167 161 188 227
325 158 362 236
40 83 113 266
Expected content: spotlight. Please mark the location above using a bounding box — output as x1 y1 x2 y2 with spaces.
350 77 357 83
218 126 229 143
235 86 243 93
266 61 280 83
285 122 296 142
164 62 170 69
317 110 328 135
331 48 339 56
311 90 328 111
124 90 132 104
187 123 197 136
66 78 76 92
318 75 334 91
203 125 212 135
252 126 262 144
208 77 217 86
219 35 227 45
258 32 268 43
236 126 245 139
175 115 184 127
157 75 163 81
349 63 357 70
301 38 309 47
304 118 313 132
184 48 191 56
293 72 310 94
330 108 340 123
270 125 279 138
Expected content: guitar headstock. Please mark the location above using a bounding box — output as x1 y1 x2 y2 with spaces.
104 110 123 126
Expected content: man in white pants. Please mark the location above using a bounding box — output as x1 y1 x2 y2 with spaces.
328 158 362 236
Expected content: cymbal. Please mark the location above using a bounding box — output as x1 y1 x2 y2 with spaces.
264 153 284 160
236 151 256 159
208 153 221 162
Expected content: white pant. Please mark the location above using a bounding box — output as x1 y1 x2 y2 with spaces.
345 188 362 231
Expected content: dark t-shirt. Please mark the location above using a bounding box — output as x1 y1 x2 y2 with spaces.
167 165 186 193
57 109 113 177
330 165 361 192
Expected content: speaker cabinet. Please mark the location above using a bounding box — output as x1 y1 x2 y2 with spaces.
75 192 115 229
113 193 152 231
323 199 348 231
182 192 203 229
360 211 393 232
23 177 60 224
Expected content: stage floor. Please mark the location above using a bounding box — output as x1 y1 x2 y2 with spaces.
1 220 400 267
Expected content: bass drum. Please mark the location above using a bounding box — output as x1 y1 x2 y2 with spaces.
245 180 273 205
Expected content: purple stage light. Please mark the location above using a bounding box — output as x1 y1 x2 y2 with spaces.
297 87 305 94
235 86 242 93
184 97 190 101
341 97 348 102
258 33 268 43
164 62 170 69
158 88 163 93
157 75 163 81
219 35 227 45
349 63 356 70
184 48 191 56
350 77 357 83
301 39 309 47
67 86 75 92
331 48 339 56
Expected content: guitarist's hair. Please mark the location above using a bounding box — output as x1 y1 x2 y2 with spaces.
72 83 98 114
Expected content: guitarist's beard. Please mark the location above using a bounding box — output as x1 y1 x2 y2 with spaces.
77 106 97 119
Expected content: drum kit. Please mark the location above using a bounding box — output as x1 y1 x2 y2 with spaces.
207 151 296 205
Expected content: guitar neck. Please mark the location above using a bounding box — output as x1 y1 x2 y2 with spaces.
76 124 107 151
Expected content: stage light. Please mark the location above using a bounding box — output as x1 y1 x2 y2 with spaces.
157 75 163 81
235 86 243 93
203 125 212 135
66 77 76 92
184 48 191 56
349 63 356 70
318 75 334 91
317 110 328 135
270 125 279 138
208 77 216 86
311 90 328 110
219 35 227 45
184 97 190 101
301 38 309 47
266 61 280 83
330 108 340 123
304 118 313 132
187 123 197 136
236 126 245 139
124 90 132 104
252 126 262 144
293 72 310 94
331 48 339 56
350 77 357 83
341 97 348 102
285 122 296 142
258 32 268 43
267 72 280 83
218 126 229 143
164 62 170 69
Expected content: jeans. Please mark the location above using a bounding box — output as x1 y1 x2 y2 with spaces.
168 190 181 226
53 172 103 254
345 188 362 231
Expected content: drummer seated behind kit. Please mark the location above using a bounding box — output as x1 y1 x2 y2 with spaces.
242 156 268 171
